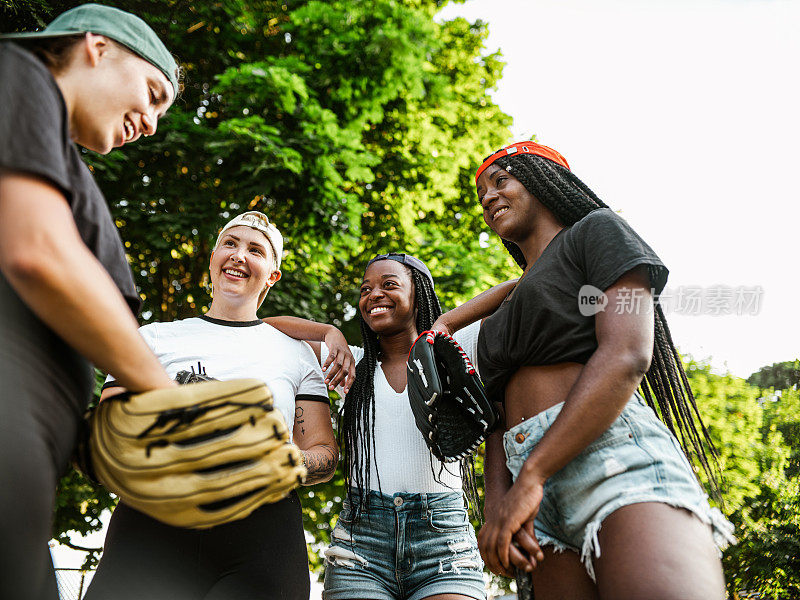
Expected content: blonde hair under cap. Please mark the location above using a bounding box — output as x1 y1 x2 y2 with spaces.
213 211 283 308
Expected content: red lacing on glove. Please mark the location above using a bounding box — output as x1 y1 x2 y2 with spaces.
410 330 477 376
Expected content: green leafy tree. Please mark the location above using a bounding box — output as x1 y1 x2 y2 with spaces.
685 360 764 511
723 468 800 599
724 384 800 599
686 361 800 599
762 387 800 480
747 359 800 392
747 360 800 480
4 0 514 571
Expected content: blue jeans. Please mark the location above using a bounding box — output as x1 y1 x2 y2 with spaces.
503 393 735 581
322 490 486 600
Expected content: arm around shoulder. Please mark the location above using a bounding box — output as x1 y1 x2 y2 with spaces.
263 316 332 354
264 316 355 392
433 279 518 334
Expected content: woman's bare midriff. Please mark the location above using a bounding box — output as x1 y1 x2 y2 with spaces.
504 362 585 426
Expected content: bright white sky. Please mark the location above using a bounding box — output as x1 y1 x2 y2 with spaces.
52 0 798 584
439 0 800 378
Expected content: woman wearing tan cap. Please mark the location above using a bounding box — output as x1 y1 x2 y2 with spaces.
0 5 179 598
85 211 337 600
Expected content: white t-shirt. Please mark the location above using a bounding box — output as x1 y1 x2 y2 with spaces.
322 321 481 494
105 316 329 439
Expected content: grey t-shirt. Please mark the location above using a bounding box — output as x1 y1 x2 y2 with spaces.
0 43 139 414
0 42 140 314
477 208 668 404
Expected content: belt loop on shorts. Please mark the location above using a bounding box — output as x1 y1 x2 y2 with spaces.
420 493 429 513
538 408 550 431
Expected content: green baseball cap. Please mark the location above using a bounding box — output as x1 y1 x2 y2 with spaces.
1 3 179 97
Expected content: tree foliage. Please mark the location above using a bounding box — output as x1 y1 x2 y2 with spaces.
686 361 800 599
5 2 798 598
747 359 800 392
3 0 514 570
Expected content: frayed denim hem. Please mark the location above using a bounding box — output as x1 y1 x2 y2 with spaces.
533 531 577 556
577 497 737 582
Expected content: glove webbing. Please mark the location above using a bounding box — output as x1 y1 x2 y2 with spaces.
136 399 272 439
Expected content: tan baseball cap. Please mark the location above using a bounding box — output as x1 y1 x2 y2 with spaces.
213 212 283 309
214 211 283 270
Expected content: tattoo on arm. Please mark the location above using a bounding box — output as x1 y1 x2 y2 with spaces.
301 444 338 484
295 406 305 436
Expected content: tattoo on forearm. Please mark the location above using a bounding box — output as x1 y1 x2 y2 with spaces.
301 445 338 484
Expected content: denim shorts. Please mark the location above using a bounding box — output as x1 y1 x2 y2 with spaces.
322 490 486 600
503 393 735 581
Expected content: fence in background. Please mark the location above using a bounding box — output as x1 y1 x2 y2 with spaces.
55 568 94 600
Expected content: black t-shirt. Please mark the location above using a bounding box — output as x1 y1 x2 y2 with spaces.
0 42 140 314
0 43 140 415
477 208 668 404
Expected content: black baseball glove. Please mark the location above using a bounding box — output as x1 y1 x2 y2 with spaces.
406 330 498 463
174 362 216 385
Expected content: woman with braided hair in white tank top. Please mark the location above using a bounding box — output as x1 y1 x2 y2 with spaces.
268 252 516 600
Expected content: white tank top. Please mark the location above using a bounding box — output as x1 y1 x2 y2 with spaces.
323 322 480 494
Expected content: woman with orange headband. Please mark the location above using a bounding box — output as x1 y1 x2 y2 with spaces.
437 142 735 599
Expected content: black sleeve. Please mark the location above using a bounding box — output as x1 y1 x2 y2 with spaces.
295 394 331 405
101 380 121 392
0 44 73 201
572 209 669 295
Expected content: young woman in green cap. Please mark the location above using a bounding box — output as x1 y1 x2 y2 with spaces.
0 5 179 599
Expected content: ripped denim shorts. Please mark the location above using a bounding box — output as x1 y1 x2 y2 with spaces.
322 489 486 600
503 393 735 581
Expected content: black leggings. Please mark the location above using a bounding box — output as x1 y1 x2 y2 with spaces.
84 492 311 600
0 276 94 600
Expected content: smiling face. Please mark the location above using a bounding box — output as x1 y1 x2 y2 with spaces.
476 163 540 243
358 260 417 335
209 226 280 310
66 34 174 154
